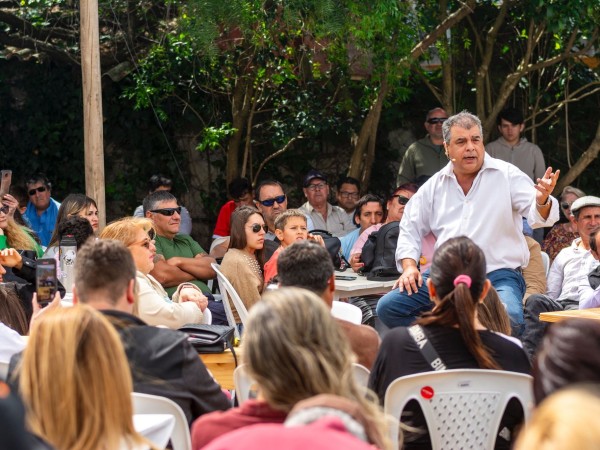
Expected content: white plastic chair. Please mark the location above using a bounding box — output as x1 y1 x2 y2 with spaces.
211 263 249 340
331 300 363 324
0 361 9 381
234 363 371 405
131 392 191 450
541 251 551 277
384 369 533 450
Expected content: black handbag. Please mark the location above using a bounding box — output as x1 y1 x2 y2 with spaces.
309 229 348 271
178 324 236 358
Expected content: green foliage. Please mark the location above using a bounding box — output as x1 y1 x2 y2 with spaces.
197 123 236 152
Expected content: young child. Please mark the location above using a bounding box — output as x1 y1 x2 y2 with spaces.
263 209 324 284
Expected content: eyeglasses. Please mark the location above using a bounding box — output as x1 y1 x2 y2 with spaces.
392 195 410 205
339 191 359 200
0 205 9 214
150 207 181 216
561 202 571 210
427 118 447 125
28 186 47 196
250 223 268 233
306 183 327 191
259 195 286 207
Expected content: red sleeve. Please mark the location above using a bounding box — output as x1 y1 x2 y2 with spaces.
263 248 281 284
213 201 236 237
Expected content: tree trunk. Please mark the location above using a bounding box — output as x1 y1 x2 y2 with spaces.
555 120 600 192
226 76 254 187
360 77 389 190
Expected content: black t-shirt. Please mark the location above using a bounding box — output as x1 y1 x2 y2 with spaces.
368 325 531 449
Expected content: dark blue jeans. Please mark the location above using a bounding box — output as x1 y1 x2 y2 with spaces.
377 268 526 333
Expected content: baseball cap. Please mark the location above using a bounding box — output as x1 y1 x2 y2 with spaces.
570 196 600 214
303 169 327 187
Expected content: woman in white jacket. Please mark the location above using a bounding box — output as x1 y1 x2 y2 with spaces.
100 217 206 328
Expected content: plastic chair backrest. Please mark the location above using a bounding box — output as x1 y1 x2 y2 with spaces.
541 251 551 277
131 392 192 450
211 263 248 339
234 363 371 405
384 369 533 450
0 361 8 381
331 301 362 324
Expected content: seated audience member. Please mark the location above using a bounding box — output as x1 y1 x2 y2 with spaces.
0 248 65 320
219 206 266 323
134 174 192 235
43 194 98 258
542 185 585 261
349 184 435 273
191 288 389 449
522 196 600 360
369 236 530 449
213 177 254 239
336 176 361 221
578 229 600 309
532 318 600 405
19 305 153 450
299 169 355 237
72 239 229 423
144 190 226 324
23 174 61 248
340 194 384 262
515 385 600 450
277 241 380 369
263 209 324 284
100 217 207 328
0 201 43 257
0 284 28 336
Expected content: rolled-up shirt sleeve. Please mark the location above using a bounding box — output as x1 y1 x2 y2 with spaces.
395 188 432 270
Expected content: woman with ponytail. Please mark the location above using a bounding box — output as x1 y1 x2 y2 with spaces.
369 236 530 449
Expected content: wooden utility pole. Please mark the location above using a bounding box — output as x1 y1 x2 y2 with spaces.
80 0 106 228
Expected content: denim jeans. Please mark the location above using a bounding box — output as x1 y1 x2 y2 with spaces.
376 268 526 332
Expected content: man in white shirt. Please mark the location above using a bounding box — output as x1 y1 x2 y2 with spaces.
521 196 600 359
580 228 600 309
377 111 559 334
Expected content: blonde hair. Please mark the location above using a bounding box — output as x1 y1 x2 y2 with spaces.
19 305 154 450
515 385 600 450
99 216 154 246
2 218 37 251
243 287 392 450
274 209 307 231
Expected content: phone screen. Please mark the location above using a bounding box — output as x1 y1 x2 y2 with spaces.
36 259 57 306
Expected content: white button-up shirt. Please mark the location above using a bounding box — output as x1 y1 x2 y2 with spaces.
396 155 559 273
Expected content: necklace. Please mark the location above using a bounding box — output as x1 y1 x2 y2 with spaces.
241 250 262 279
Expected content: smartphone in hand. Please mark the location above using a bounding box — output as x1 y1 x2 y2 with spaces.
0 170 11 199
36 259 57 307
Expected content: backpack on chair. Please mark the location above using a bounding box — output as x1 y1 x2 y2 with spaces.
360 221 401 281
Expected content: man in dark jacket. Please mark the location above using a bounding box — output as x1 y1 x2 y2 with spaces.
72 239 230 424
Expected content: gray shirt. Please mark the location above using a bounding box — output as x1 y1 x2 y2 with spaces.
299 202 356 237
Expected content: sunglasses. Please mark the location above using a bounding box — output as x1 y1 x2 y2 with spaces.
28 186 47 196
150 207 181 216
427 118 447 124
561 202 571 210
259 195 286 207
0 205 9 214
392 195 410 205
250 223 268 233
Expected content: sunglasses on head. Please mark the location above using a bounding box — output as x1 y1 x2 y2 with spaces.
561 202 571 210
28 186 47 196
0 204 9 214
259 195 286 207
392 195 410 205
427 118 447 125
150 207 182 216
250 223 268 233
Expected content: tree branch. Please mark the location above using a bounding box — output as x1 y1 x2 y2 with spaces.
253 134 304 185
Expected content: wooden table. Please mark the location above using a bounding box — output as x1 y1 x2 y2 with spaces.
539 307 600 323
199 347 242 390
333 272 396 301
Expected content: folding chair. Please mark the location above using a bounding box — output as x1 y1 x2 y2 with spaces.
211 263 249 340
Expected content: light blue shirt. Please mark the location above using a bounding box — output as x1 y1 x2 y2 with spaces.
340 227 361 262
24 198 60 247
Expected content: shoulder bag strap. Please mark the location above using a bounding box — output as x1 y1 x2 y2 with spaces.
408 324 447 371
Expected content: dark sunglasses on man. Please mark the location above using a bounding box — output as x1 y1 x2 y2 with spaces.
28 186 47 196
150 207 182 216
392 195 410 206
258 195 286 207
427 117 447 125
